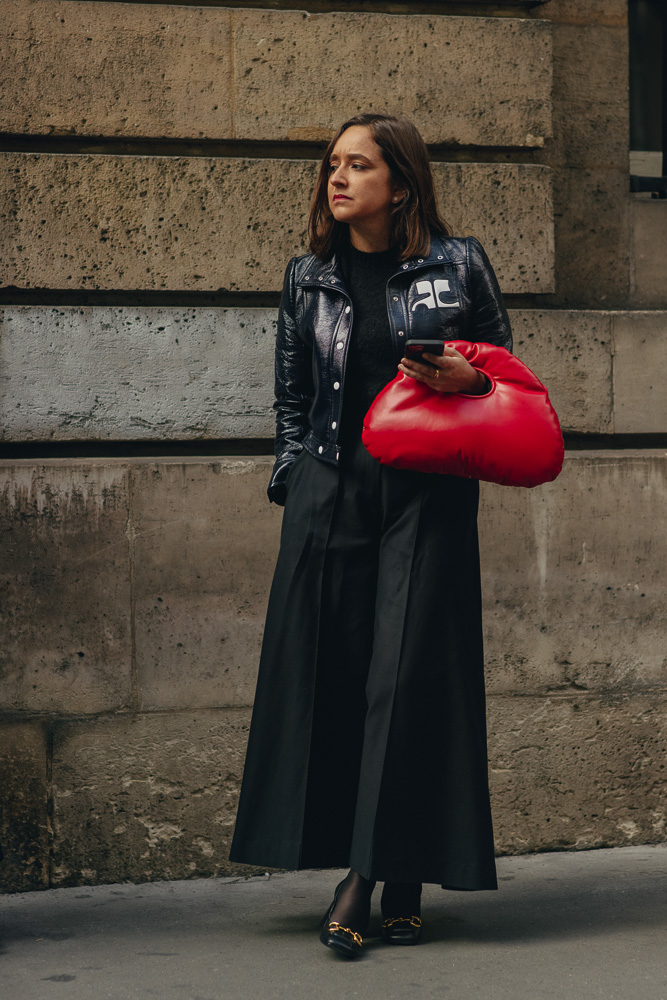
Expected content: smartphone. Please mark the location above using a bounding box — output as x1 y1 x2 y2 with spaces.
404 339 445 364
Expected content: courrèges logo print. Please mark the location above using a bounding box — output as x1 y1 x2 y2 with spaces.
411 279 458 311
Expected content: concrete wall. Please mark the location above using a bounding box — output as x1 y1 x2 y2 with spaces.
1 3 552 146
2 451 666 890
0 155 553 293
1 0 666 890
2 307 666 441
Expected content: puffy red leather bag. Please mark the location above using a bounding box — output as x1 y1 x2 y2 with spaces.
362 341 564 488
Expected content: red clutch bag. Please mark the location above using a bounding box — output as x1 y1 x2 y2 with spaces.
362 341 564 488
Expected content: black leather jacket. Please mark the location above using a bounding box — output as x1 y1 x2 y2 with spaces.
268 232 513 505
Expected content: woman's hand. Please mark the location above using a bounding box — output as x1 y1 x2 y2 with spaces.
398 346 488 395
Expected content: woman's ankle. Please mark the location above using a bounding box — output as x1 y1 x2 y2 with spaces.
328 869 376 930
347 868 376 893
380 881 422 917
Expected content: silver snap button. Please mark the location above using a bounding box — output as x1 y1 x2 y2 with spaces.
417 258 423 263
318 446 323 454
336 342 344 350
331 421 337 429
393 296 399 301
402 264 409 270
398 330 405 336
345 305 350 314
304 275 310 280
330 278 337 283
333 381 340 390
437 255 443 260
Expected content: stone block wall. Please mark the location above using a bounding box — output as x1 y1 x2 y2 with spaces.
1 0 665 891
2 451 666 890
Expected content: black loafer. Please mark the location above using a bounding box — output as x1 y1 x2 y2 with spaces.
381 915 422 945
319 880 364 959
319 920 363 958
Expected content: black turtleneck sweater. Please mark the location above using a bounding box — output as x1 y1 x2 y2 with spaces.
336 238 402 445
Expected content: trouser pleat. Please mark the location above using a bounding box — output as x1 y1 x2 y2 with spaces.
348 487 427 879
228 449 340 867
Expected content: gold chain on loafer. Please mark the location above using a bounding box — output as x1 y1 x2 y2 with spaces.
381 916 422 930
381 914 422 946
327 922 363 947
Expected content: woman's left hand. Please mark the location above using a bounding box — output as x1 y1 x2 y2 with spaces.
398 346 488 395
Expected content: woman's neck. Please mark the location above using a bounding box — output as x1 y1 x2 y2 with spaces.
348 222 393 254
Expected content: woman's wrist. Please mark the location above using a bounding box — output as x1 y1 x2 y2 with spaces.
460 368 488 396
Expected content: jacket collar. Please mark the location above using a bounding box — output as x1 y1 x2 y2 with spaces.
296 233 458 289
297 254 344 290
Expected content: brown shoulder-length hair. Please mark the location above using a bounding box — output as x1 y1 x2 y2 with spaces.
308 113 451 262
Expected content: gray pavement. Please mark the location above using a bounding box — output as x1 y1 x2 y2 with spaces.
1 845 666 1000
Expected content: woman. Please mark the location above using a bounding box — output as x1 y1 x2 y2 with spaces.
228 113 512 959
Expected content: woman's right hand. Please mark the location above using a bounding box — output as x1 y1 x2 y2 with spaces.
398 346 488 395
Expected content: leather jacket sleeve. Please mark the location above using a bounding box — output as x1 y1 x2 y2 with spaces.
268 257 314 506
467 237 513 354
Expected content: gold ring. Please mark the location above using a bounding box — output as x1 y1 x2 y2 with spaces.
433 368 440 379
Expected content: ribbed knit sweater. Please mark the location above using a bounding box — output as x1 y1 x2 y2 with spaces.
336 237 402 445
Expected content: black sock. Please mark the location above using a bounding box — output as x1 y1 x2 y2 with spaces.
328 869 376 933
381 881 422 918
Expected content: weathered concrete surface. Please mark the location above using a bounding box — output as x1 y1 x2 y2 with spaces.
0 719 49 892
0 1 233 139
0 306 627 442
480 451 667 696
0 306 278 441
0 153 553 293
433 164 554 293
551 168 630 308
548 15 630 308
546 0 627 26
630 202 667 309
132 459 282 711
44 693 667 887
510 310 613 434
0 2 552 147
551 22 628 169
50 709 253 887
1 451 665 718
0 463 132 714
232 10 552 146
0 448 666 890
489 695 667 854
613 313 667 433
2 848 667 1000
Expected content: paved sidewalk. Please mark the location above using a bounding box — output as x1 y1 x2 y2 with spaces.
1 845 666 1000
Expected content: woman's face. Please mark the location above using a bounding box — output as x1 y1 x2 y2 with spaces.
327 125 403 230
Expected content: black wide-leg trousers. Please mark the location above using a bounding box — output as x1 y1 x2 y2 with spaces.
228 434 497 890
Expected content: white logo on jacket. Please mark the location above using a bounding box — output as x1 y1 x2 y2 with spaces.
411 279 458 311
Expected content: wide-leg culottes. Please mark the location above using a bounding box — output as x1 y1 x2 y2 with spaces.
228 434 497 890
